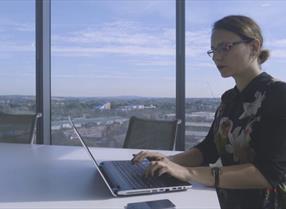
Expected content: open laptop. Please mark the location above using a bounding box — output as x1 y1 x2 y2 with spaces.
68 117 192 197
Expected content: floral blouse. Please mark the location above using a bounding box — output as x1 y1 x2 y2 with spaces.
195 72 286 208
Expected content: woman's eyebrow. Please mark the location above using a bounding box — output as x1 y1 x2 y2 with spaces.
212 42 227 49
210 42 222 50
210 42 219 49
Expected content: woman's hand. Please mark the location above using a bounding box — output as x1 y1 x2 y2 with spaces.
131 151 166 163
145 157 191 182
131 151 191 182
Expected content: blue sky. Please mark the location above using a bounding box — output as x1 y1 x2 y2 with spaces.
0 0 286 98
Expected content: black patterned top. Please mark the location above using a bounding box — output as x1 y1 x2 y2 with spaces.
195 72 286 208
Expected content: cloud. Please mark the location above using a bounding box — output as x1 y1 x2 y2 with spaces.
51 20 177 58
270 49 286 58
0 72 34 77
268 39 286 47
0 19 34 32
53 74 129 79
188 62 214 70
53 20 174 47
0 42 34 52
0 19 211 62
52 45 175 57
52 21 211 61
264 38 286 59
99 0 175 20
186 30 211 57
261 3 271 8
0 19 212 72
52 72 174 81
134 60 175 67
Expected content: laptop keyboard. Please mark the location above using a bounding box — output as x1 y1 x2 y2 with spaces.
111 160 168 189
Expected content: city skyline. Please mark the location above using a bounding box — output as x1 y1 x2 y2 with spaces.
0 0 286 98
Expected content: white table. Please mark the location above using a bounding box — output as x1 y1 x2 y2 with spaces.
0 143 220 209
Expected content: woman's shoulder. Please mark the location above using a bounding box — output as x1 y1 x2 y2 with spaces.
263 78 286 113
270 78 286 90
267 78 286 97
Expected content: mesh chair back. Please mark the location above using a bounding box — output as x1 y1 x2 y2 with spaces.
123 116 180 150
0 113 39 144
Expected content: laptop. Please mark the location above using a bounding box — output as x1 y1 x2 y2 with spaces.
68 117 192 197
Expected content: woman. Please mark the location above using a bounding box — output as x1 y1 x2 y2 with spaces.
132 15 286 209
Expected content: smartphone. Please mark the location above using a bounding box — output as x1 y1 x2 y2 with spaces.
125 199 175 209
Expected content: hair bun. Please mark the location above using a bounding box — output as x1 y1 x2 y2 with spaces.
259 49 270 64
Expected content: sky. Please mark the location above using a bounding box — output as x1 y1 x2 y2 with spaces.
0 0 286 98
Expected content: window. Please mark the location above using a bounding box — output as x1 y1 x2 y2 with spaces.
51 0 176 147
186 0 286 149
0 0 35 114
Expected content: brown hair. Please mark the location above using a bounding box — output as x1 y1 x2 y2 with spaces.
213 15 270 65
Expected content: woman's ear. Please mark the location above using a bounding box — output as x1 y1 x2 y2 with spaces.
251 38 261 57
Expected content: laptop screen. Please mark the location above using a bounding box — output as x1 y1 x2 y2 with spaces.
68 116 117 196
68 117 99 166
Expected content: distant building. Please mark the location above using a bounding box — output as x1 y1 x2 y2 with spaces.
120 104 156 111
99 102 111 110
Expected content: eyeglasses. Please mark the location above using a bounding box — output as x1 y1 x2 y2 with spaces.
207 39 253 58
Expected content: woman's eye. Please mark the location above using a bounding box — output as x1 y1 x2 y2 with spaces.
224 44 232 51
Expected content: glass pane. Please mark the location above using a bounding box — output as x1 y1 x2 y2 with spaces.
0 0 35 114
186 0 286 149
51 0 175 147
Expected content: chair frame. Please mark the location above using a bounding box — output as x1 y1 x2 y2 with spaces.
30 113 42 144
0 112 42 144
123 116 181 150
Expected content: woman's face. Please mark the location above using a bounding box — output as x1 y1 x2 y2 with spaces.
210 29 253 78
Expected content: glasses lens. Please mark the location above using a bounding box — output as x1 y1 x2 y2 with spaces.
212 43 233 57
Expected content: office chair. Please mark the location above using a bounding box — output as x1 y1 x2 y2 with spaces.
0 112 41 144
123 116 181 150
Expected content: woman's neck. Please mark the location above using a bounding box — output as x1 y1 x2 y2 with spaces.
234 68 262 92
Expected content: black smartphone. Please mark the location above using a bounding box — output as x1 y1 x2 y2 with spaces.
125 199 175 209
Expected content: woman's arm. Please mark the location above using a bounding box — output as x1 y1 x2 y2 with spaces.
133 149 271 189
188 163 272 189
147 160 271 189
168 147 204 167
